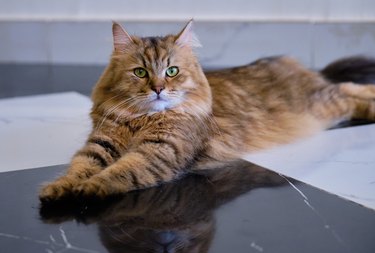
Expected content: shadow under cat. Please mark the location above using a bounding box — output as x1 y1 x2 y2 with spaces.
40 160 286 253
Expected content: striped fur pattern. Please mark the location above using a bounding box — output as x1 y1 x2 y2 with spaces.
39 21 375 201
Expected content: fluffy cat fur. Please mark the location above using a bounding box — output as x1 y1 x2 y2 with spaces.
39 20 375 202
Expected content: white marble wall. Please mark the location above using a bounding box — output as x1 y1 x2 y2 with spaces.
0 21 374 69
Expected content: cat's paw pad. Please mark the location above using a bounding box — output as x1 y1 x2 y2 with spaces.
39 177 76 203
74 179 109 199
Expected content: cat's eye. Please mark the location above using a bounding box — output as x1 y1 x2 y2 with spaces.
166 66 179 77
134 68 148 78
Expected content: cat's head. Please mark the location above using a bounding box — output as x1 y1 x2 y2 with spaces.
92 20 212 118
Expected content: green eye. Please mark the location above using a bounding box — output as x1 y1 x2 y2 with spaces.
134 68 147 78
166 66 179 77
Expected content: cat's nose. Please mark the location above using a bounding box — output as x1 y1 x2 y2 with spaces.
151 86 165 95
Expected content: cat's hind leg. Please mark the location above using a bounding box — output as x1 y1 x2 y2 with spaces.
309 83 375 128
338 82 375 121
339 82 375 100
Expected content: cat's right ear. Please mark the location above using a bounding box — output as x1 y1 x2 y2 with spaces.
175 19 202 48
112 21 133 52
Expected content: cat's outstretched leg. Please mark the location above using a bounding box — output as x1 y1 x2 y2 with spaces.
73 147 186 199
39 136 122 202
39 158 103 202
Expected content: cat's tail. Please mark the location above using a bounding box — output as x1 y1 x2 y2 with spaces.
321 56 375 84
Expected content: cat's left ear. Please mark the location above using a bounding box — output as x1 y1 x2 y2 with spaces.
175 19 202 48
112 21 133 52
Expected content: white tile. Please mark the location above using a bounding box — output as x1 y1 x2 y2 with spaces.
0 92 92 172
244 124 375 210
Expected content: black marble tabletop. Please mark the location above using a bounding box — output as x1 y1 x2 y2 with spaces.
0 160 374 253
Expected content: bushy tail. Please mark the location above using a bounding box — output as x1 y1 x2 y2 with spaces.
321 56 375 84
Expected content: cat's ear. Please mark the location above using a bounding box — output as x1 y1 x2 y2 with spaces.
175 19 202 48
112 21 133 52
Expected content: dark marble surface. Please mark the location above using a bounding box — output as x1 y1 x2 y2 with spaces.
0 160 374 253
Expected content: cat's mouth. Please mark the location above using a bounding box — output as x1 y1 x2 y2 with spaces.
151 92 173 104
155 94 165 101
147 94 171 111
144 92 182 112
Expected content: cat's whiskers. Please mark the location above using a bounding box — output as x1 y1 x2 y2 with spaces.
174 238 190 251
98 93 125 108
95 103 126 131
96 96 143 131
113 98 145 123
96 101 127 131
112 94 156 123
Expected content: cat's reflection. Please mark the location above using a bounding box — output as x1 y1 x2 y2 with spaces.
40 160 286 253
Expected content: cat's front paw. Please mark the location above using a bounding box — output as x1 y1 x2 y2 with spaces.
74 177 111 199
39 177 77 203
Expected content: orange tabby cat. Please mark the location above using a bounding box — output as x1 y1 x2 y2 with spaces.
39 20 375 201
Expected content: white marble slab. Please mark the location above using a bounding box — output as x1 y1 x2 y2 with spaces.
0 93 374 210
244 124 375 210
0 92 92 172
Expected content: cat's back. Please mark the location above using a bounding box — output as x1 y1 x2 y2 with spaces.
205 56 328 114
206 56 319 90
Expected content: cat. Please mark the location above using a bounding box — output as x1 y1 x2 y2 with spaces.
39 20 375 202
40 160 286 253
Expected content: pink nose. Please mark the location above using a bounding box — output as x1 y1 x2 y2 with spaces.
152 86 164 95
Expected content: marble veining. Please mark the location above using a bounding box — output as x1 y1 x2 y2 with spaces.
0 227 99 253
250 241 264 252
278 174 347 247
